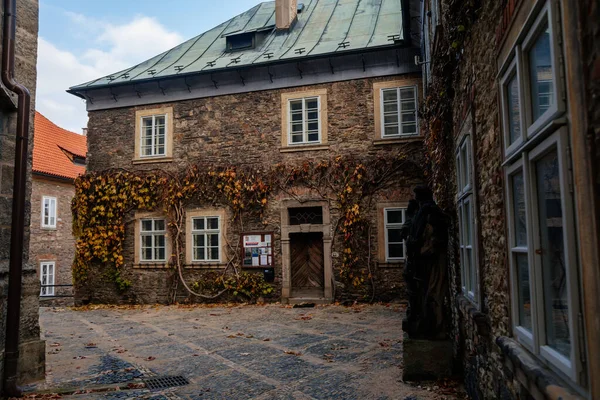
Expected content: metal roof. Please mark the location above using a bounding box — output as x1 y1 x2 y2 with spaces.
70 0 405 92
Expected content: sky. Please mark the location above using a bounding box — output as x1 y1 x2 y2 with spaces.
37 0 262 133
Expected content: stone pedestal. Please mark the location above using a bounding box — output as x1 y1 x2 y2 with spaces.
402 333 453 381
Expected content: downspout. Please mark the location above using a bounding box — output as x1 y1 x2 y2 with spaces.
1 0 31 396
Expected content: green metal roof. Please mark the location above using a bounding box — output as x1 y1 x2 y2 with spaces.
70 0 404 91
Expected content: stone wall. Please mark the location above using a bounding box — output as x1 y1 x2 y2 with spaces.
0 0 45 391
79 75 425 304
29 176 75 303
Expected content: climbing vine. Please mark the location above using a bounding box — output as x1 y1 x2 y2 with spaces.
72 148 423 301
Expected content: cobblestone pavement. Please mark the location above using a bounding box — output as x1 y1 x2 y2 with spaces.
32 304 465 400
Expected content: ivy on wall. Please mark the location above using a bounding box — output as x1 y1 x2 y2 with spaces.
72 147 423 301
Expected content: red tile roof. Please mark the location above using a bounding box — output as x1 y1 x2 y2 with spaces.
33 112 87 180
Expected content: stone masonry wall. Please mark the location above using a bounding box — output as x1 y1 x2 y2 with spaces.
0 0 45 391
79 75 425 304
29 176 75 303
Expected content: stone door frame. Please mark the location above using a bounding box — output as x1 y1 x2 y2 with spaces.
280 199 332 303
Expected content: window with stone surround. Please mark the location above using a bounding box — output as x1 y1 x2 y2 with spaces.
185 209 228 267
134 212 170 267
500 0 584 384
373 79 421 142
40 261 55 297
456 119 479 304
384 208 406 261
42 196 57 228
134 107 174 163
280 89 328 150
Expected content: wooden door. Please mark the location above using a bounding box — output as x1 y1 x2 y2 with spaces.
290 233 324 297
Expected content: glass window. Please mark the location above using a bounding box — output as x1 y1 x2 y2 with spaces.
507 73 521 145
42 196 57 228
384 208 406 261
381 86 418 137
192 216 221 262
288 97 320 145
529 23 554 123
140 218 167 262
40 261 55 297
140 115 167 157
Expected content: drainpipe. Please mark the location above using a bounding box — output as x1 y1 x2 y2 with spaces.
1 0 32 396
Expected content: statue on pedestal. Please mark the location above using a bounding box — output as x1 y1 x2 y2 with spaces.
401 185 450 340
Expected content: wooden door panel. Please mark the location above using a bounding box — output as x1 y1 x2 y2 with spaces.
291 233 324 290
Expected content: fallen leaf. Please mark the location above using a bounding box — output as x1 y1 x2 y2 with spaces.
49 342 61 347
73 356 87 360
240 353 250 356
145 356 156 361
262 338 271 342
283 350 302 356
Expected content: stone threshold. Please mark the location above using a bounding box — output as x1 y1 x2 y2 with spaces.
287 297 331 305
496 336 585 400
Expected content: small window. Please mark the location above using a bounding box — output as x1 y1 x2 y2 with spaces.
140 115 167 157
40 261 55 297
384 208 406 261
226 32 255 51
191 216 221 262
380 86 418 137
288 207 323 225
140 218 167 262
288 97 321 145
42 196 57 228
242 233 273 267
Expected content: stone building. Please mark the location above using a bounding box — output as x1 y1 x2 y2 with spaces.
30 112 86 304
0 0 45 394
68 0 425 305
421 0 599 399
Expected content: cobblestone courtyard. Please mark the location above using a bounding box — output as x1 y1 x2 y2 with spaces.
31 304 465 400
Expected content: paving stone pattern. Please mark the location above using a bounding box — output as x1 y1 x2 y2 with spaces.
35 304 464 399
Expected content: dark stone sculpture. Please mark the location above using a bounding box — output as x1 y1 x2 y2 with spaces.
401 185 450 339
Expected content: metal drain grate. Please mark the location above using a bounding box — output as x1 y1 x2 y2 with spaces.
144 375 189 390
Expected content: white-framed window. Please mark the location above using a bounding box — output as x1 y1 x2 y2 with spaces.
41 196 57 228
288 96 321 145
140 114 167 157
501 0 584 385
456 133 478 302
40 261 55 297
380 86 418 137
191 216 221 262
140 218 167 262
384 208 406 261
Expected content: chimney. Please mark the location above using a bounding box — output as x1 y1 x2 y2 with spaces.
276 0 297 30
82 128 88 136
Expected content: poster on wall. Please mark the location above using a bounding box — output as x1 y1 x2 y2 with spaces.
242 233 273 267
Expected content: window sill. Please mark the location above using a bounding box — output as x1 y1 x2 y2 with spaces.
378 261 405 268
456 295 489 337
280 144 329 153
133 263 170 269
496 336 585 400
133 157 173 165
184 263 227 269
40 226 57 231
373 136 422 145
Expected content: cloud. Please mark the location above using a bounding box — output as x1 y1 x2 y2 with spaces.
36 15 183 133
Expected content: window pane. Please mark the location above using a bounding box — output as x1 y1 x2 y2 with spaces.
155 116 165 126
512 172 527 247
155 234 165 248
209 247 219 260
529 22 554 122
291 123 303 133
307 133 319 142
382 89 397 102
142 235 152 248
400 87 415 100
516 253 532 331
305 98 318 109
142 117 152 128
194 248 205 260
463 201 472 246
155 247 165 260
384 114 398 125
386 210 403 224
193 218 204 230
307 111 318 120
291 112 303 122
141 220 153 231
291 133 303 143
290 100 302 111
307 122 319 132
383 103 397 113
401 112 416 123
207 217 219 230
388 243 404 258
507 74 521 144
403 124 417 134
535 149 570 357
387 228 403 243
143 247 153 261
154 219 165 231
208 233 219 247
194 234 205 248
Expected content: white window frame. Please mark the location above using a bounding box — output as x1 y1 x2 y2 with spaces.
500 54 526 157
139 218 167 262
40 261 55 297
379 86 419 138
384 207 406 262
41 196 57 228
456 131 478 304
191 216 222 263
139 114 168 158
500 0 584 384
287 96 321 145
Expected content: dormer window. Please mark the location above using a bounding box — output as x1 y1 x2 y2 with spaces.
227 32 255 51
